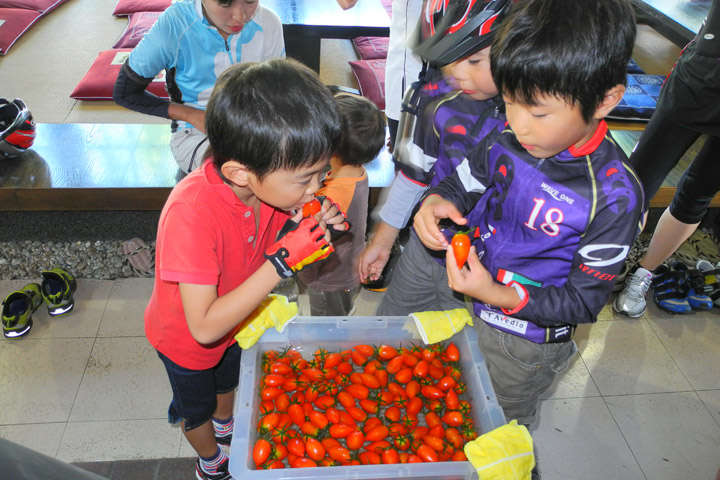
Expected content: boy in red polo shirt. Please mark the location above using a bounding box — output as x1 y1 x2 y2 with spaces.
144 59 346 480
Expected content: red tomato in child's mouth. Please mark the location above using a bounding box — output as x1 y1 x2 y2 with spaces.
302 198 322 217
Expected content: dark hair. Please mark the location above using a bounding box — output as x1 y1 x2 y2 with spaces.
334 94 387 166
490 0 636 122
205 58 342 177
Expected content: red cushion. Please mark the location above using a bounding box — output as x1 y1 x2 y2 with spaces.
352 36 389 60
112 0 172 16
113 11 160 48
0 7 42 55
70 49 169 100
0 0 69 12
380 0 392 18
349 59 386 111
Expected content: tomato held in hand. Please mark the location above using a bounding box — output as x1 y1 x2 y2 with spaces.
451 232 471 268
302 198 322 217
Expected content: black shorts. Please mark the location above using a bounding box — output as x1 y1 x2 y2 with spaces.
157 343 241 431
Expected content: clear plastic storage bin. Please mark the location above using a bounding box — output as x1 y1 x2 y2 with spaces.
229 316 506 480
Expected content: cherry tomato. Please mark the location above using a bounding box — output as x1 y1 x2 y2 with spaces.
416 444 440 463
305 437 326 462
382 447 401 464
451 232 471 268
413 359 429 378
287 437 305 457
378 345 398 360
308 410 329 429
290 457 317 468
253 438 272 466
423 434 445 452
327 445 352 462
288 403 305 426
386 356 405 374
395 367 413 384
266 459 285 469
421 385 445 400
354 344 375 357
384 405 401 423
442 410 465 427
346 430 365 450
329 424 356 438
344 383 370 400
446 342 460 362
365 424 390 442
302 198 322 217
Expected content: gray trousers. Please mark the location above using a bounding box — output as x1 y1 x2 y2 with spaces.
377 232 465 316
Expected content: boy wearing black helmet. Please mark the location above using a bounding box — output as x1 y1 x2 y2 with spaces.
359 0 512 315
415 0 643 433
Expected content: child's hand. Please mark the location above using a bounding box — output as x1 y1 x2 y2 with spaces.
358 241 391 283
316 196 350 241
446 246 523 311
265 215 334 278
413 195 467 251
446 245 493 299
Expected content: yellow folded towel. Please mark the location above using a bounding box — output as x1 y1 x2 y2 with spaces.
464 420 535 480
409 308 474 344
234 294 298 349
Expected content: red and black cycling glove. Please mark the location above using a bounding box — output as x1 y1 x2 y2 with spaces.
265 216 334 278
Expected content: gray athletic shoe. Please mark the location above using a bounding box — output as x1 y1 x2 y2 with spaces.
613 267 653 317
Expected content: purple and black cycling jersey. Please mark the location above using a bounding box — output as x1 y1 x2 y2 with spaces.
430 121 644 343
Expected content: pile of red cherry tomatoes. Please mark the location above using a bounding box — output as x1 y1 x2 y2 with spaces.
252 341 478 469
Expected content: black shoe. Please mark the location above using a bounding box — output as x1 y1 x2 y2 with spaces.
195 456 232 480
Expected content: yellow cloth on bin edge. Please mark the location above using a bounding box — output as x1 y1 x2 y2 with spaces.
464 420 535 480
234 294 298 349
409 308 474 345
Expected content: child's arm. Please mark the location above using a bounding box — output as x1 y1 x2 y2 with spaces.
413 194 467 251
179 261 283 344
180 213 338 344
359 221 399 283
446 245 522 311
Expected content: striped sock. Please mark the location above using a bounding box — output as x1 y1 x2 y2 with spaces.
213 415 234 439
199 446 227 475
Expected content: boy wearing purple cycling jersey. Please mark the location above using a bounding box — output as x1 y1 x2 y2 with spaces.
415 0 643 430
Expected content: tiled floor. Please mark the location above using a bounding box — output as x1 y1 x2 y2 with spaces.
1 277 719 479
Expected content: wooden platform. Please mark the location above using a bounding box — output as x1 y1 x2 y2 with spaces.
0 123 396 212
1 122 717 212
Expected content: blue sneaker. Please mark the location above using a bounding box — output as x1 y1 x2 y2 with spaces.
686 263 714 310
41 267 77 316
2 283 42 338
652 263 691 314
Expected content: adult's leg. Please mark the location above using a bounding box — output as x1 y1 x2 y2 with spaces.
638 135 720 270
629 112 701 207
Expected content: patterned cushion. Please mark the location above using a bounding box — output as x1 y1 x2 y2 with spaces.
349 59 386 111
352 36 389 60
608 74 666 121
0 7 42 55
70 49 169 100
112 0 173 16
113 11 160 48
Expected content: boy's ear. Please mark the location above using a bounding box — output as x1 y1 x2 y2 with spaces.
221 160 252 186
593 84 626 120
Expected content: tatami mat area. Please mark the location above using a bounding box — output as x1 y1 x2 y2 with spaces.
0 0 359 124
0 276 719 479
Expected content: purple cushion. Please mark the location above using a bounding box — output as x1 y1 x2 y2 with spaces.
352 36 389 60
70 49 169 100
113 11 160 48
349 59 386 111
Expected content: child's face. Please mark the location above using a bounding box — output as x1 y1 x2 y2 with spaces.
445 48 498 101
503 93 597 159
202 0 259 38
249 159 329 213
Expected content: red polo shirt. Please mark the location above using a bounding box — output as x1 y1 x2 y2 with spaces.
145 160 289 369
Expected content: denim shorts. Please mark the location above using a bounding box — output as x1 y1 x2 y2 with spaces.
157 343 241 431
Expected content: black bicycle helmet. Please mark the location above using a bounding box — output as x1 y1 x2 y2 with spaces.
0 98 36 159
412 0 513 66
